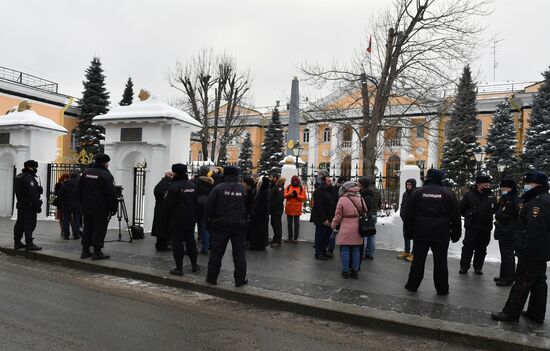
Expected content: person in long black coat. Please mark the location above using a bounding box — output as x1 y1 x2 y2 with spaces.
249 177 270 250
242 177 257 244
151 171 173 251
58 173 81 240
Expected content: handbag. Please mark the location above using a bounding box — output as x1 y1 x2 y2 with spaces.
347 197 376 237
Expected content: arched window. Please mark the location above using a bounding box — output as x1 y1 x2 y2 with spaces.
303 129 310 143
476 120 483 137
323 128 331 143
70 129 78 151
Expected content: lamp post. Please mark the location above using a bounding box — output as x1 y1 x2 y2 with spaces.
497 160 506 178
473 147 486 173
292 141 303 172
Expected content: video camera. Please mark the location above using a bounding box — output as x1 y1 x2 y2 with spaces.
115 185 124 198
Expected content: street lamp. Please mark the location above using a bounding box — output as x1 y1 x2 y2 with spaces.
474 147 486 172
497 159 507 179
292 141 303 169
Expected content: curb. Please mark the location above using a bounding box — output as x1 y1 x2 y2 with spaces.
1 246 548 351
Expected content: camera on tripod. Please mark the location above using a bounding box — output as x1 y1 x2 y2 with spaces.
115 185 124 198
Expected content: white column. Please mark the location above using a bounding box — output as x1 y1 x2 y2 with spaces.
330 123 340 177
308 124 318 170
351 126 360 177
427 119 439 169
375 130 384 175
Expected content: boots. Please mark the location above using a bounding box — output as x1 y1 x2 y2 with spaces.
92 249 110 261
14 241 26 250
26 243 42 251
80 248 93 259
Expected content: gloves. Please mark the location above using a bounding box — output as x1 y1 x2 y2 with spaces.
35 207 42 214
292 190 297 197
451 237 459 243
37 186 43 195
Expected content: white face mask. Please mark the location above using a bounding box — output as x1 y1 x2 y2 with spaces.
524 184 533 192
501 191 508 196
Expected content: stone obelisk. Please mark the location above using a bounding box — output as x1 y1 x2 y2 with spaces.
286 77 300 155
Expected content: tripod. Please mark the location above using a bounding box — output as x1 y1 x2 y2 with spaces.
106 194 133 243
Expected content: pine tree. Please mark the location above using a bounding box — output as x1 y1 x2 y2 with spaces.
441 65 479 188
522 67 550 173
77 57 110 155
259 108 285 175
119 77 134 106
238 132 253 177
485 99 518 181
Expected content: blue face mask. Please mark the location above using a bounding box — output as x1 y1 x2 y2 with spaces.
501 191 508 196
524 184 532 192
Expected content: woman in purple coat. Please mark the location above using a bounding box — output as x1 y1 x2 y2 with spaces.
332 181 368 279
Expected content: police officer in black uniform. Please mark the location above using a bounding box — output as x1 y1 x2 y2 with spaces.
404 169 461 295
459 174 497 275
493 178 521 286
77 154 117 260
492 171 550 323
14 160 43 251
205 166 248 287
164 163 199 276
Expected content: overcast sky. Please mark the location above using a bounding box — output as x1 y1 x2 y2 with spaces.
1 0 549 108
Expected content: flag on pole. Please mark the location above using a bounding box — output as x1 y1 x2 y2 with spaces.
366 35 372 54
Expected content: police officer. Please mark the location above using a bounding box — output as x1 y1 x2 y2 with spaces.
205 166 248 287
77 154 117 260
493 178 521 286
404 169 461 295
14 160 43 251
164 163 198 276
459 174 497 275
492 171 550 323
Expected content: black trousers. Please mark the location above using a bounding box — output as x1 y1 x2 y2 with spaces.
460 229 491 270
171 230 197 270
287 215 300 240
503 256 548 321
498 239 516 282
207 229 247 283
82 214 109 250
270 213 283 244
14 207 37 244
406 240 450 294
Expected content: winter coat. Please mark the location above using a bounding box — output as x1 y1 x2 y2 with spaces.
460 188 497 232
14 168 42 213
515 185 550 261
164 174 198 233
249 178 270 250
360 187 381 215
77 164 117 216
284 184 307 216
191 175 214 218
331 186 367 246
494 191 521 241
58 179 80 213
206 175 247 232
399 178 417 221
269 178 285 215
404 179 462 242
151 176 172 238
310 183 337 226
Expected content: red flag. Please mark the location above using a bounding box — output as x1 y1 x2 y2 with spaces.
367 35 372 54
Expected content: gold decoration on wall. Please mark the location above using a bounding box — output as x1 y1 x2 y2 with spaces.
54 149 94 164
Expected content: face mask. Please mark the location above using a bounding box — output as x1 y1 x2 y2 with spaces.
524 184 532 192
501 191 508 196
482 187 491 194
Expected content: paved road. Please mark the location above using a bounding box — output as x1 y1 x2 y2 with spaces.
0 254 486 351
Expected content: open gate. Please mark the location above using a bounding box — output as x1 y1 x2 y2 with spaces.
46 163 90 217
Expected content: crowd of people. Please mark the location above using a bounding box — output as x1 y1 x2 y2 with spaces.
12 155 550 324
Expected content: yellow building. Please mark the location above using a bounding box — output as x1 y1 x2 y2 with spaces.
0 66 79 159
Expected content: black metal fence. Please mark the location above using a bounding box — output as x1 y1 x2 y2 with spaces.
132 166 147 226
46 163 90 217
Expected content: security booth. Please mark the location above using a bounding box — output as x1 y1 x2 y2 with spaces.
93 89 202 232
0 101 66 218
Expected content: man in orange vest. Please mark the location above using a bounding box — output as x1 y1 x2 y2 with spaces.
284 175 307 243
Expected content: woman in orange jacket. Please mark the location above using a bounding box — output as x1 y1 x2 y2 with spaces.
284 175 307 243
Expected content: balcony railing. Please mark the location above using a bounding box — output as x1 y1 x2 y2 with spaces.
0 66 58 93
341 140 352 148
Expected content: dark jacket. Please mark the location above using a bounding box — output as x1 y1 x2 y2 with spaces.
494 191 521 241
405 179 461 242
268 179 285 215
77 163 117 216
400 178 417 221
310 183 337 226
249 178 270 250
459 188 497 232
360 187 382 215
205 175 247 231
14 168 42 213
191 175 214 218
164 174 198 233
151 175 173 238
58 179 80 213
516 185 550 261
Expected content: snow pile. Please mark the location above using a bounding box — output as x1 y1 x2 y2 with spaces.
376 211 400 226
0 109 67 133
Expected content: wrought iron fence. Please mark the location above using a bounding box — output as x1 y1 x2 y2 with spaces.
46 163 90 217
132 166 147 226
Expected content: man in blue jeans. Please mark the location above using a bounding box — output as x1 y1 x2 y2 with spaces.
192 166 214 255
311 175 337 260
359 177 381 260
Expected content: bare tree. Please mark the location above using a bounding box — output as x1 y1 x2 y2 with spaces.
168 49 252 164
301 0 491 177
